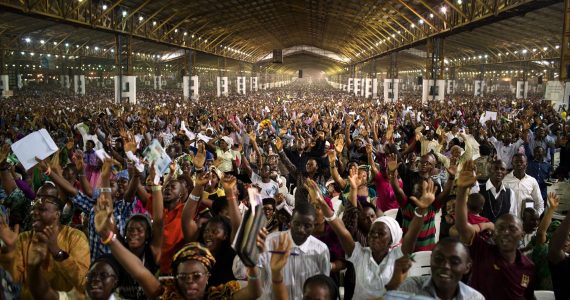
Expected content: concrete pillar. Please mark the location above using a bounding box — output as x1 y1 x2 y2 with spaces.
544 81 565 110
236 76 246 95
60 75 70 89
154 76 162 90
364 78 373 98
516 81 528 99
216 76 228 97
474 80 484 97
114 75 137 104
372 78 378 98
0 74 10 97
73 75 85 95
422 79 445 102
384 79 400 102
446 80 455 94
250 77 258 92
183 75 199 100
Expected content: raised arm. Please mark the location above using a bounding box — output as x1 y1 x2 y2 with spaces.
270 233 292 300
221 175 242 241
306 179 356 257
401 179 435 255
0 145 18 195
275 137 298 176
366 144 379 176
146 164 164 264
181 173 209 243
536 192 558 246
327 150 347 189
454 160 478 244
387 154 406 205
548 199 570 264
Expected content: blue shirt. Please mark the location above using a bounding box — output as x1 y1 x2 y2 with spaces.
71 189 136 262
396 276 485 300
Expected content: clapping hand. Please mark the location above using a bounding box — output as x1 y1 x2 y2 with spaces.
270 233 292 275
456 160 477 189
409 179 436 210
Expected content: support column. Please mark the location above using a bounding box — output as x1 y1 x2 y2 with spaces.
216 57 228 97
447 67 456 94
384 53 399 102
0 50 10 98
183 50 199 100
74 57 85 95
422 37 445 102
114 34 136 104
474 65 485 97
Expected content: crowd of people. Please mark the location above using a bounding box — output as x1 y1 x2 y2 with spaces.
0 79 569 300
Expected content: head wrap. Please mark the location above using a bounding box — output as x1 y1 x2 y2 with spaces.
115 169 129 181
221 136 233 147
373 216 403 249
172 242 216 272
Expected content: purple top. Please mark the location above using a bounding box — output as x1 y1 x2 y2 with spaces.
15 179 35 200
314 222 345 263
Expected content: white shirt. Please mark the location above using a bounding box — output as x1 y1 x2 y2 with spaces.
251 172 279 198
503 172 544 216
489 137 524 169
235 231 330 300
484 180 519 217
348 242 403 300
215 148 239 173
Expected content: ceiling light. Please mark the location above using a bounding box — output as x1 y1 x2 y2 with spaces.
122 11 127 17
24 37 31 43
429 13 434 18
543 47 547 51
102 4 107 10
457 0 462 4
419 19 424 24
152 21 157 26
555 45 560 49
139 16 143 21
440 6 447 13
522 49 527 54
184 32 187 36
65 43 69 47
411 24 415 28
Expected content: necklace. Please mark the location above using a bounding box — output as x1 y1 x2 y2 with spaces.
487 189 503 219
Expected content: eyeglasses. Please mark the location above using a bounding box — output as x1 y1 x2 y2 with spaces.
31 196 60 210
176 272 208 282
86 272 116 282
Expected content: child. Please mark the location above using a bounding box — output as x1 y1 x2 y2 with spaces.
450 193 494 239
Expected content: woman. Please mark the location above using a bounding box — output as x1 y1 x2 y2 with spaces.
304 178 435 299
94 193 263 299
327 150 376 206
28 238 120 300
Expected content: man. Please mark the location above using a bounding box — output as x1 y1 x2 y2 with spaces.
547 212 570 299
0 182 90 300
523 145 550 204
395 238 484 300
489 131 524 169
455 160 535 299
478 159 518 222
503 153 544 216
239 201 330 299
243 162 279 199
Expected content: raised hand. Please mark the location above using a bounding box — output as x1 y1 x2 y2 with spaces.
0 214 19 252
304 178 323 203
193 143 206 170
270 233 292 275
334 136 344 154
28 235 48 267
327 149 337 164
273 137 283 152
221 175 237 195
456 160 477 189
366 143 373 155
409 179 436 209
146 162 157 186
94 193 115 237
194 172 211 187
547 192 560 210
0 144 10 163
72 151 85 172
256 227 269 253
101 158 120 180
386 255 413 290
35 157 49 173
387 153 400 173
348 167 361 188
446 164 458 177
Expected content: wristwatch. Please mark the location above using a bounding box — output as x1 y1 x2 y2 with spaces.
54 250 70 261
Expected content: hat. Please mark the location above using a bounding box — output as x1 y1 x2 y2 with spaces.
221 136 234 146
115 169 129 181
373 216 403 249
209 166 223 181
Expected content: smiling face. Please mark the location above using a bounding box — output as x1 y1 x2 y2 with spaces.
31 186 61 232
85 262 118 300
126 219 149 250
202 221 228 253
493 214 524 253
430 240 471 296
175 260 209 300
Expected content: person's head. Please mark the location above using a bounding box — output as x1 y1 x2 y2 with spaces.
219 136 232 151
511 153 527 174
430 238 472 296
535 127 546 140
488 159 507 184
357 166 369 186
86 140 95 151
210 197 229 217
354 137 364 149
419 153 436 174
206 167 222 191
85 255 120 300
533 146 545 162
200 215 231 253
302 274 339 300
494 214 524 253
500 131 513 145
163 179 184 204
172 243 216 300
357 201 376 233
450 145 463 159
260 163 272 179
262 198 276 220
296 137 306 150
467 193 485 215
62 164 77 182
125 214 152 251
479 143 492 157
522 207 539 233
31 182 63 232
446 197 456 216
290 202 316 245
114 170 129 200
305 158 319 175
368 216 402 259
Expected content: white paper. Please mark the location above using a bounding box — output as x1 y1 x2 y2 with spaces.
142 139 172 175
95 149 110 161
479 111 498 125
11 129 59 170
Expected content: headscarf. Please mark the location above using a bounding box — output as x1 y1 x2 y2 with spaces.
373 216 403 249
172 242 216 273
